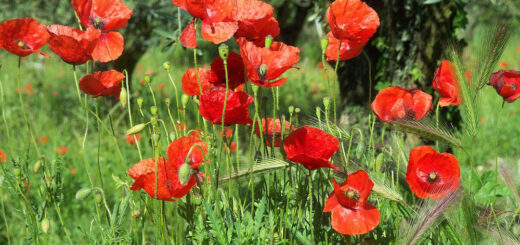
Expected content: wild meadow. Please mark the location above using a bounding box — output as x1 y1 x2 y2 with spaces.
0 0 520 244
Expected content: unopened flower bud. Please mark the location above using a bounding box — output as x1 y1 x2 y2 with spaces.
151 131 160 143
94 191 103 204
75 188 92 200
321 37 329 53
265 35 273 49
150 106 158 115
126 123 147 135
178 162 191 185
181 94 190 107
13 166 21 177
120 89 128 108
41 218 50 233
33 160 42 174
315 107 321 121
375 153 385 172
132 210 142 219
137 97 144 108
144 76 151 84
295 107 301 114
163 62 171 70
218 44 229 61
164 97 171 106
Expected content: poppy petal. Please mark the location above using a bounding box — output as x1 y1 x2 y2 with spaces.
201 19 238 44
325 32 367 61
128 158 175 201
180 20 197 49
330 203 380 235
283 126 339 170
181 68 215 96
0 18 50 57
198 87 254 126
91 31 124 62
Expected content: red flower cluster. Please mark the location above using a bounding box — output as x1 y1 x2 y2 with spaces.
71 0 132 62
406 146 460 199
283 126 339 170
432 60 462 107
371 86 432 122
255 118 293 147
323 170 380 235
325 0 380 61
129 136 208 201
174 0 279 47
0 18 50 57
488 69 520 103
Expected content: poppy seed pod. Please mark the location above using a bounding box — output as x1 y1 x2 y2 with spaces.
265 35 273 49
144 76 150 84
137 97 144 108
219 44 229 61
323 97 331 109
33 160 42 173
13 166 21 177
321 37 329 53
126 123 147 135
75 188 92 200
150 106 158 115
164 97 171 106
288 105 295 114
163 62 171 70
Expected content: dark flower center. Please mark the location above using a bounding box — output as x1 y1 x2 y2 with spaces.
257 64 268 80
15 40 29 49
345 189 360 201
90 17 105 30
427 172 438 183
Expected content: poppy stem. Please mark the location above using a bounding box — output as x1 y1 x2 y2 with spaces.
123 70 143 160
333 40 342 125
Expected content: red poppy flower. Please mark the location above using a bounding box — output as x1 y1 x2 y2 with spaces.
129 158 176 201
233 0 279 42
56 146 68 156
173 0 238 46
210 51 245 90
325 32 367 61
219 128 233 139
71 0 133 62
237 37 300 87
488 70 520 103
0 18 50 57
165 136 208 198
181 68 215 96
326 0 379 41
406 146 460 199
47 25 99 65
199 87 254 125
323 170 380 235
0 150 6 163
371 86 432 122
126 133 141 145
432 60 462 107
79 70 125 99
283 126 339 170
255 118 293 147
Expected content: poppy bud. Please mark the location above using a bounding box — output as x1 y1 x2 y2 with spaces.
132 210 141 219
164 97 171 106
265 35 273 49
218 44 229 61
144 76 151 84
295 108 301 114
13 166 21 178
316 107 321 121
321 37 329 53
181 94 190 107
288 106 295 114
120 89 128 108
150 106 158 115
75 188 92 200
33 160 42 174
323 97 331 109
127 123 147 135
94 191 103 204
137 97 144 108
151 132 160 143
41 218 50 233
375 153 385 172
258 64 268 78
163 62 171 70
178 162 191 185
